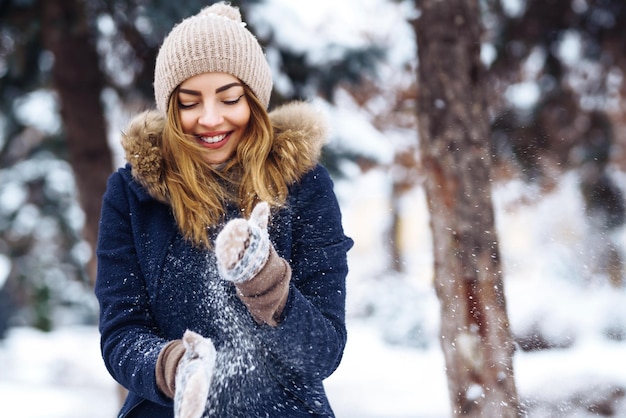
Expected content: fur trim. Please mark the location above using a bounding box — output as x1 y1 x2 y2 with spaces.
120 102 327 203
270 101 327 185
121 110 169 203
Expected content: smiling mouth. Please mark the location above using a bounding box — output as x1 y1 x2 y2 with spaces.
197 133 228 144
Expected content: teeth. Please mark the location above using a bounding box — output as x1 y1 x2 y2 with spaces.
199 133 227 144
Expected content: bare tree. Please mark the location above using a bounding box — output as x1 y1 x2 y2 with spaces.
413 1 520 416
41 0 113 284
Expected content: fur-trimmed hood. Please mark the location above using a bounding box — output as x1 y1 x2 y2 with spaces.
120 101 328 203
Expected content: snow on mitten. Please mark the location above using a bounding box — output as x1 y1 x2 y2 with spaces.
215 201 270 284
216 201 293 326
174 330 216 418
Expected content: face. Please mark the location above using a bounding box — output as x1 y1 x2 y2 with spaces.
177 72 251 165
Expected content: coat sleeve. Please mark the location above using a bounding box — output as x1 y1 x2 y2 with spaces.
94 170 172 406
260 165 353 384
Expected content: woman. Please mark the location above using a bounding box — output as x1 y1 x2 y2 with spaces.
95 3 353 417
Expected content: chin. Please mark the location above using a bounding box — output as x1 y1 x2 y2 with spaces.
204 154 231 166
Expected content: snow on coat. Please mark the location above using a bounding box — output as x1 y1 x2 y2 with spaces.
95 101 354 417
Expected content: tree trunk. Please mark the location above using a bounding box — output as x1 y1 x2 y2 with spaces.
413 1 520 416
41 0 113 285
388 184 404 273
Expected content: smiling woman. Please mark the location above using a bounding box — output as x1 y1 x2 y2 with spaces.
94 2 353 418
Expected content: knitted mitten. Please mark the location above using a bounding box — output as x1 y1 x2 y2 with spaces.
215 201 292 326
215 201 271 284
174 330 216 418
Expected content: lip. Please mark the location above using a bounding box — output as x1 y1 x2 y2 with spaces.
195 132 231 149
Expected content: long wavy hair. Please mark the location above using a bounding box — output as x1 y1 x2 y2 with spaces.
160 83 288 247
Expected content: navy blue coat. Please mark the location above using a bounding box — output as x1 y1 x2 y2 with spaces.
95 104 353 418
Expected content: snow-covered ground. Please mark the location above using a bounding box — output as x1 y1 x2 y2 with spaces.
0 320 441 418
1 313 625 417
2 170 626 417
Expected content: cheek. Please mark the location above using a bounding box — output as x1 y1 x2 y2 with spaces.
179 112 195 133
236 107 251 128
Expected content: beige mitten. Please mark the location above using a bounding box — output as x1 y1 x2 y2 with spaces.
173 330 216 418
215 202 292 326
215 202 271 284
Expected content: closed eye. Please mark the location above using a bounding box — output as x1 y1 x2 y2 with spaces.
223 94 245 105
178 102 197 110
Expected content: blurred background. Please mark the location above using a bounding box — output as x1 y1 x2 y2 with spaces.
1 0 626 417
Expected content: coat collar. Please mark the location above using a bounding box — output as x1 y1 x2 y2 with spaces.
120 101 328 203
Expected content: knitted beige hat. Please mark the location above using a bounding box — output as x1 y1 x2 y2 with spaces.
153 2 273 113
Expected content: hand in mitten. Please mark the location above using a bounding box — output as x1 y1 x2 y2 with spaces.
174 330 216 418
155 331 216 417
215 201 271 284
215 202 292 326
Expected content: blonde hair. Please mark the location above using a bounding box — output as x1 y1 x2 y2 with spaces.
161 84 288 247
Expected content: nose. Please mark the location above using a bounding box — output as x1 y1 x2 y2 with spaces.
198 104 224 127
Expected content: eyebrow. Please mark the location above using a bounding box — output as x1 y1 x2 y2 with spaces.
216 82 243 93
178 82 243 96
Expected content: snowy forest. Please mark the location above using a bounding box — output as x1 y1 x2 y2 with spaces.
1 0 626 417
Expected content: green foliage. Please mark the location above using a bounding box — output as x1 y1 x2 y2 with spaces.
0 153 94 331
